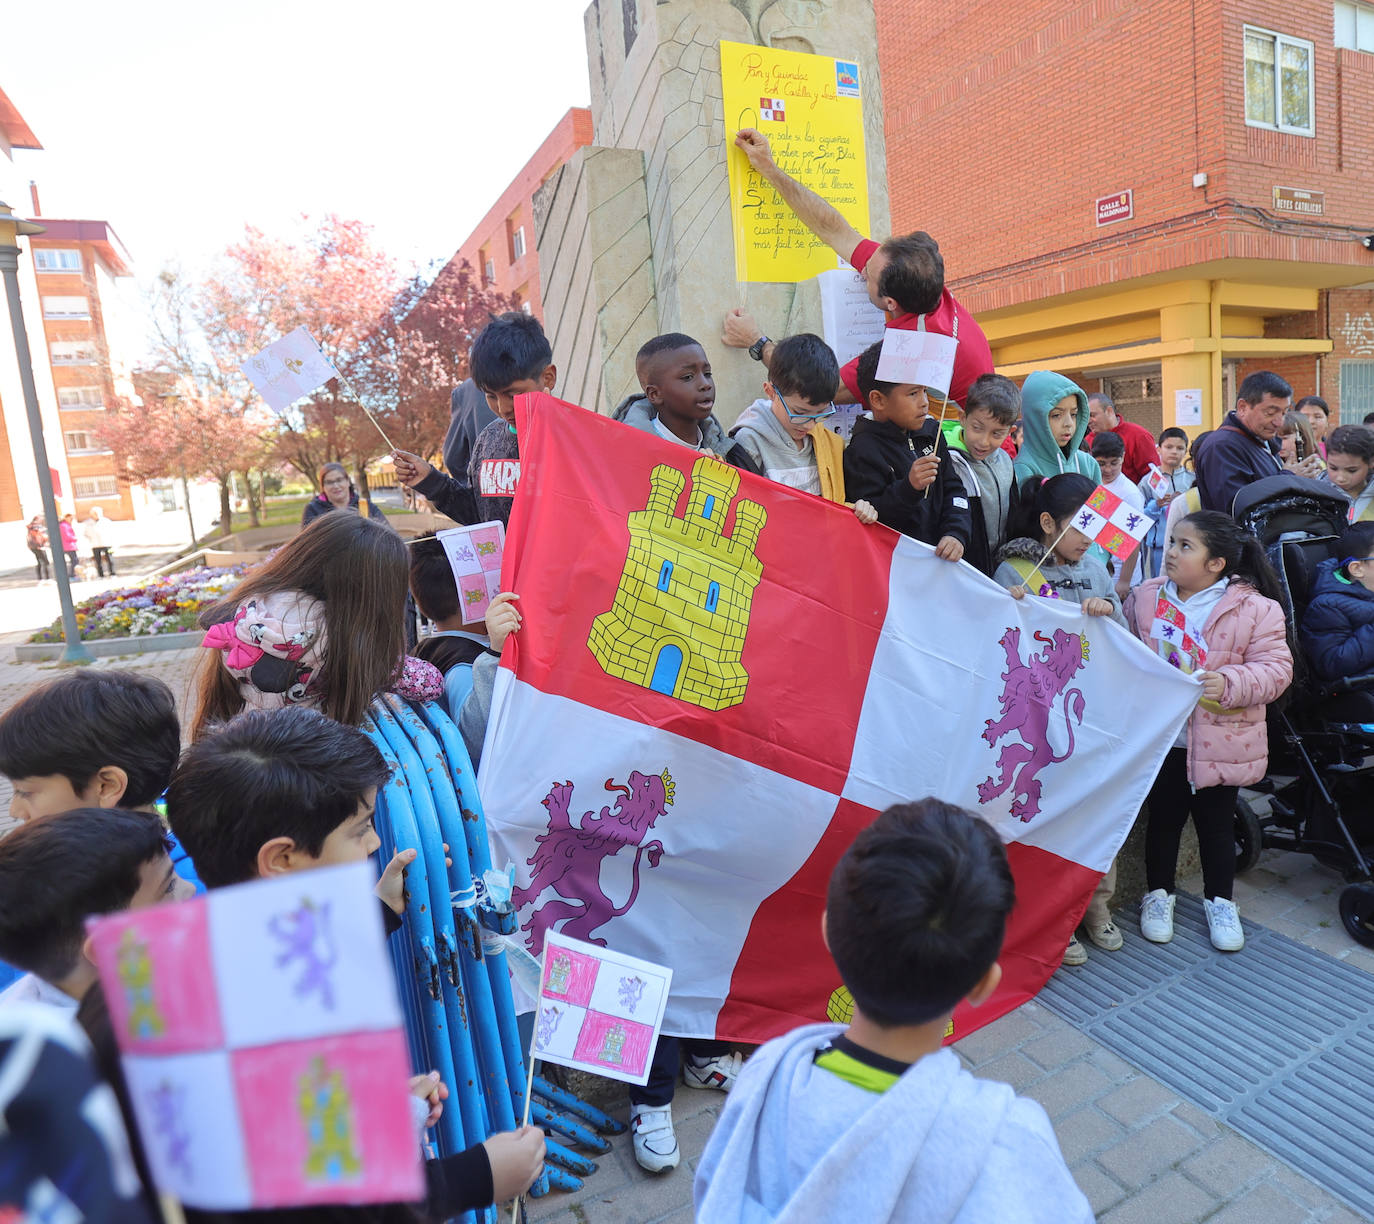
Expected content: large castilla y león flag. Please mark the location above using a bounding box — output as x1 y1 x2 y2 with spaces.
480 393 1199 1044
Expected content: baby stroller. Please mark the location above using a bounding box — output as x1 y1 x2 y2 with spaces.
1232 474 1374 946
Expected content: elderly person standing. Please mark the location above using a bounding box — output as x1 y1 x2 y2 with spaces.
301 462 387 528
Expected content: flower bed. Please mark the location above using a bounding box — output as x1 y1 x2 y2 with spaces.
28 566 245 644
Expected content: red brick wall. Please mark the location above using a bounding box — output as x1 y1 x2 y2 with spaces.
1232 288 1374 424
874 0 1374 311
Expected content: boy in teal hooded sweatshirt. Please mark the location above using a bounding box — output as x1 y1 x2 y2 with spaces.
1013 371 1102 485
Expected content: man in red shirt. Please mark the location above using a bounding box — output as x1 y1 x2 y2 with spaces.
1086 393 1160 484
721 128 994 411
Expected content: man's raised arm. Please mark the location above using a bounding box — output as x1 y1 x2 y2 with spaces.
735 128 866 261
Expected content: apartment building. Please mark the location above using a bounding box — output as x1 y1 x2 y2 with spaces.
29 209 146 520
437 107 593 320
0 85 70 529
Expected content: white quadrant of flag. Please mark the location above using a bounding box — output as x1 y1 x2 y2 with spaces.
479 674 842 1036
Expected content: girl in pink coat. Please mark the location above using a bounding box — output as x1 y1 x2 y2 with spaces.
1123 511 1292 953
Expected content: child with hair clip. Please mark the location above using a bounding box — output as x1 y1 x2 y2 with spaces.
192 513 441 740
992 474 1126 626
992 473 1126 967
1124 511 1293 952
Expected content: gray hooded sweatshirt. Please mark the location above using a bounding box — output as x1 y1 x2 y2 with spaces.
729 398 821 494
694 1024 1092 1224
992 537 1126 627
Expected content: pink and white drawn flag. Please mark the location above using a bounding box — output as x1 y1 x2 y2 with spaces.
1150 593 1209 672
532 932 672 1086
480 394 1201 1046
241 327 341 413
85 862 421 1211
1071 485 1153 560
438 521 506 624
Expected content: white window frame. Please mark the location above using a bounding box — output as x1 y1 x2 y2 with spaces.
58 386 104 409
1335 1 1374 52
73 475 118 499
63 430 109 455
512 226 527 260
50 340 98 364
42 295 91 319
1244 25 1316 136
483 257 496 284
34 248 82 273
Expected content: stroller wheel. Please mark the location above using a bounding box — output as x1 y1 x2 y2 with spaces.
1338 883 1374 948
1235 797 1264 875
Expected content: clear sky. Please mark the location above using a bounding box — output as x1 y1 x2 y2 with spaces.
0 0 592 293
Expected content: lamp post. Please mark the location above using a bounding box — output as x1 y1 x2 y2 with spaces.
0 199 93 664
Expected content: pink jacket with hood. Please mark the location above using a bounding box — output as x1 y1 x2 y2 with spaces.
1124 576 1292 789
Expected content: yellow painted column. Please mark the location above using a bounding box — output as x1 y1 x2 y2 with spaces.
1159 298 1216 437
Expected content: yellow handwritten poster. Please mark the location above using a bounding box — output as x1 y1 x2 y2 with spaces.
721 41 869 283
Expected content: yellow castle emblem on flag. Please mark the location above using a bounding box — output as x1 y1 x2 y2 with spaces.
589 456 767 710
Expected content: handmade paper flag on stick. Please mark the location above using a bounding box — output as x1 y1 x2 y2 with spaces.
1071 485 1153 560
1150 593 1208 671
874 327 959 398
437 521 506 623
1145 464 1172 501
240 327 341 413
85 862 422 1211
530 933 672 1087
241 327 394 450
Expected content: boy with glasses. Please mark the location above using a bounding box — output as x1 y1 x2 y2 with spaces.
730 333 847 503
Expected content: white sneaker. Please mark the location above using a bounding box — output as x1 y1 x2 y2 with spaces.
682 1050 743 1092
1062 933 1088 965
1140 890 1176 943
1204 896 1245 952
630 1104 679 1172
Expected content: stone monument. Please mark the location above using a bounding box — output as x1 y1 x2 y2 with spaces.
534 0 889 423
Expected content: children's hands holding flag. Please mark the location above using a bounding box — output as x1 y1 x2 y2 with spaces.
907 452 940 492
934 535 964 563
1082 597 1116 617
486 592 522 651
485 1127 547 1203
391 449 433 489
853 500 878 525
1196 670 1226 700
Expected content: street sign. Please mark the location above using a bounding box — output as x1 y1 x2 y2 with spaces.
1273 186 1324 216
1095 190 1134 226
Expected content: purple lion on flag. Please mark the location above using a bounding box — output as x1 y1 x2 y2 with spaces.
512 770 675 953
977 627 1090 822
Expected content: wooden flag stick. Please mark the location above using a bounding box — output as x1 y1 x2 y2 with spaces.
923 394 952 500
510 947 547 1224
1023 522 1073 595
335 373 396 452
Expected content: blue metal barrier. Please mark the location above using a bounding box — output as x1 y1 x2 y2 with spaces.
364 697 624 1213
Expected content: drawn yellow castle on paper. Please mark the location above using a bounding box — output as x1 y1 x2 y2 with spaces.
589 457 767 710
117 927 165 1041
299 1056 362 1182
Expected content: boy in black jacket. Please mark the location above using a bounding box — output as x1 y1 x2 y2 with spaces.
844 341 971 561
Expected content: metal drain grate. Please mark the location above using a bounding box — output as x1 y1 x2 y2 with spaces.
1040 894 1374 1217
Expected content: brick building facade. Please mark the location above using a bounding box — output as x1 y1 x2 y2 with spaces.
875 0 1374 434
436 108 593 322
28 215 145 520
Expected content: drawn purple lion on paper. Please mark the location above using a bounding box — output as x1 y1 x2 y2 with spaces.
977 627 1089 823
512 770 674 953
